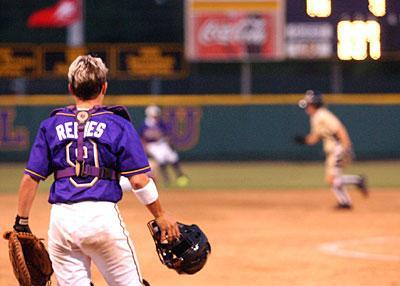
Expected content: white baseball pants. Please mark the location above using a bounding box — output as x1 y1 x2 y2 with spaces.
48 201 144 286
146 141 178 165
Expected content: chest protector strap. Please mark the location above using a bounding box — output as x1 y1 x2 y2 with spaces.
54 108 121 181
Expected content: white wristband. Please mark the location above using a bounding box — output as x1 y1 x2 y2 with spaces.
132 178 159 205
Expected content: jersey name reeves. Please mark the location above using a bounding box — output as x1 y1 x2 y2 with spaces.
55 121 107 141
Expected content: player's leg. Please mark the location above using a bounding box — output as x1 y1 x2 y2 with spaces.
165 147 182 176
158 163 170 186
342 174 368 195
336 147 369 197
48 205 93 285
328 174 353 209
48 243 92 286
82 204 146 286
164 145 189 187
340 154 369 197
173 162 189 187
326 152 352 209
147 142 171 186
147 157 160 182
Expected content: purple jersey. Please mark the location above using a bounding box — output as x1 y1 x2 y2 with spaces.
138 118 170 143
24 106 150 204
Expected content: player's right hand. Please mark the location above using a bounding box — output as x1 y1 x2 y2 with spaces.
155 212 180 243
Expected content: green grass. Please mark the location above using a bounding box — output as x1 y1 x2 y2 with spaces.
1 161 399 193
171 161 400 190
0 164 53 193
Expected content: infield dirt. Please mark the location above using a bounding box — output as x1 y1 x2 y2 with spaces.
1 189 399 286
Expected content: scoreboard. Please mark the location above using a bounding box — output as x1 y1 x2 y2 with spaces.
186 0 400 61
2 0 400 79
286 0 400 60
0 44 187 79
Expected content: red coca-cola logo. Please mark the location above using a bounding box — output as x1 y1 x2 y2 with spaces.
198 17 267 46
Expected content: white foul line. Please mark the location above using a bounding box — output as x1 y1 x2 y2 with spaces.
318 236 400 262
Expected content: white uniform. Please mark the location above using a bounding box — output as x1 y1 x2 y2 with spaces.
310 107 350 177
146 139 179 165
24 105 151 285
48 202 143 286
298 90 367 208
140 117 179 165
139 106 189 187
308 107 366 207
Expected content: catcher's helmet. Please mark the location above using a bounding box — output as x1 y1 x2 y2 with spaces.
147 220 211 275
145 105 161 118
298 90 324 108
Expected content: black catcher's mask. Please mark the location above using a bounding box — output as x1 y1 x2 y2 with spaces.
147 220 211 275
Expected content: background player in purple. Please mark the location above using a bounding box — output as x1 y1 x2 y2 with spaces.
138 105 189 187
12 55 180 285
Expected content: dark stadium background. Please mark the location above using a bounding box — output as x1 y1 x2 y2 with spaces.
1 0 400 95
0 2 399 285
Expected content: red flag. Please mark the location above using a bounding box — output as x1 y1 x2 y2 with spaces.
27 0 80 28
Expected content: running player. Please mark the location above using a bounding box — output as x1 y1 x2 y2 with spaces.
138 105 189 187
12 55 180 285
295 90 368 209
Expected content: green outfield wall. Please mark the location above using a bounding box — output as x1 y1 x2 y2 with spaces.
0 95 399 162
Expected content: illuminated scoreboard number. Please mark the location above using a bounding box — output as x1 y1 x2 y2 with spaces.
306 0 331 18
337 20 381 60
307 0 386 18
304 1 386 60
368 0 386 17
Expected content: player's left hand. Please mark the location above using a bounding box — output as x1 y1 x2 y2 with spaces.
294 135 306 145
3 230 53 285
13 215 32 233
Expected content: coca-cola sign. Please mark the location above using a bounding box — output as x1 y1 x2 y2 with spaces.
198 17 267 46
186 0 284 61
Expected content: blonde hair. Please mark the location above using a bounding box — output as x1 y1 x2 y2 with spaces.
68 55 108 99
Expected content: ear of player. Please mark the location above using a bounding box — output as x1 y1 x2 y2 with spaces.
147 220 211 275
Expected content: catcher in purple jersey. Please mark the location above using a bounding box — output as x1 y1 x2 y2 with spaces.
13 55 180 286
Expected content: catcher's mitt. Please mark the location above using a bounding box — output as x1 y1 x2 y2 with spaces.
3 231 53 286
